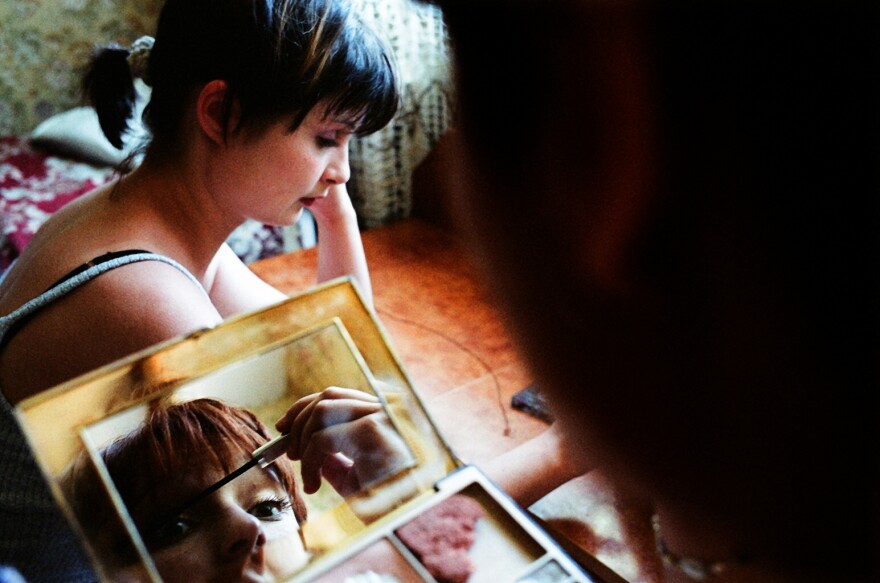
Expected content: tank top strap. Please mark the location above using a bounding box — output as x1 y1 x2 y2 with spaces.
0 250 209 346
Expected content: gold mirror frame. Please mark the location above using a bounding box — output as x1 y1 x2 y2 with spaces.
15 278 458 581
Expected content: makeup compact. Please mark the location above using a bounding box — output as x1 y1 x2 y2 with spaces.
15 278 607 582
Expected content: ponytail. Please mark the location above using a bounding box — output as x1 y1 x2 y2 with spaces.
82 44 140 149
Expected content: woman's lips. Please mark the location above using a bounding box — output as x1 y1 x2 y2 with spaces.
299 197 316 207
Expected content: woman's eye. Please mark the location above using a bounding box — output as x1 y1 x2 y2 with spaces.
144 517 196 549
317 135 339 148
250 496 293 521
317 128 353 149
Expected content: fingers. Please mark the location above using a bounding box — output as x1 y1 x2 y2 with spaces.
299 412 412 495
275 387 378 433
295 400 381 460
307 184 355 224
319 453 359 496
273 387 411 496
275 387 381 460
301 450 354 495
299 423 364 494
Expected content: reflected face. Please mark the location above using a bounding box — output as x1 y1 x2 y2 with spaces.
135 458 307 583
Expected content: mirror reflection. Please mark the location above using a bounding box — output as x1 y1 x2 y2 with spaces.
59 320 417 582
64 398 309 582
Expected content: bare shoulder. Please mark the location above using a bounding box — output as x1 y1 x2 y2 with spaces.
0 259 222 403
87 258 222 333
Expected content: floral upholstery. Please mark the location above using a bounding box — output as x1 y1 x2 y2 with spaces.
0 136 115 271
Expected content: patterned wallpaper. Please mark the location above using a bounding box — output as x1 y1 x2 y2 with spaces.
0 0 162 135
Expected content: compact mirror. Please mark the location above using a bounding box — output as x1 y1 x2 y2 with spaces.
16 279 458 582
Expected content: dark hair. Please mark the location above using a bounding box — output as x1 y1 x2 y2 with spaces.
82 44 139 149
63 398 307 565
84 0 399 157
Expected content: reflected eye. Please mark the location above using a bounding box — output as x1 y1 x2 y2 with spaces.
144 517 196 550
250 496 294 521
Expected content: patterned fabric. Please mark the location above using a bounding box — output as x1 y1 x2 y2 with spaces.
349 0 455 228
0 394 97 582
0 137 116 272
226 219 289 264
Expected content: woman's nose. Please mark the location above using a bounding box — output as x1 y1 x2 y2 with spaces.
219 508 266 560
323 146 350 185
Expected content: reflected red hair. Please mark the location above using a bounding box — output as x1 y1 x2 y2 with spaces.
63 398 307 566
104 398 307 522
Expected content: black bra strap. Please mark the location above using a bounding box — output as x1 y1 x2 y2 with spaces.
45 249 151 292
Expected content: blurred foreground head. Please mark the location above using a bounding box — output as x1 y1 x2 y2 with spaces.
433 1 878 580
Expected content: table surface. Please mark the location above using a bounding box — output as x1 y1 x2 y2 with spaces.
251 217 664 583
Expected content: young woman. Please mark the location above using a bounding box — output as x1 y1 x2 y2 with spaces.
0 0 398 579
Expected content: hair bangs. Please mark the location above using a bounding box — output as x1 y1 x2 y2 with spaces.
322 33 400 136
274 1 399 136
103 399 302 518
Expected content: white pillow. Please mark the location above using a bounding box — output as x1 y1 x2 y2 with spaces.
29 81 150 167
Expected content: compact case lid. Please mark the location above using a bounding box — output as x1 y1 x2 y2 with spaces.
15 278 458 582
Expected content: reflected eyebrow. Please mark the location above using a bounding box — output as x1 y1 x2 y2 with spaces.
161 458 261 521
140 465 281 541
167 434 289 517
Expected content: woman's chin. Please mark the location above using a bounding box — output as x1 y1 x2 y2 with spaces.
268 206 304 227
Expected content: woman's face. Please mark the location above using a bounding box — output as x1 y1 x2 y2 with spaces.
209 102 354 228
135 459 308 583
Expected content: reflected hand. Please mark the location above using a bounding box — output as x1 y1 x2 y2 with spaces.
275 387 412 496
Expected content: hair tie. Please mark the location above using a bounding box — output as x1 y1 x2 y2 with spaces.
127 35 155 83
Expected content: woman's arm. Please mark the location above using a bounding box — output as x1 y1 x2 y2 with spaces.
206 243 290 317
482 423 592 508
308 184 373 307
1 261 226 404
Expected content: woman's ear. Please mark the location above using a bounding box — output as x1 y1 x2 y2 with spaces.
196 79 239 145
